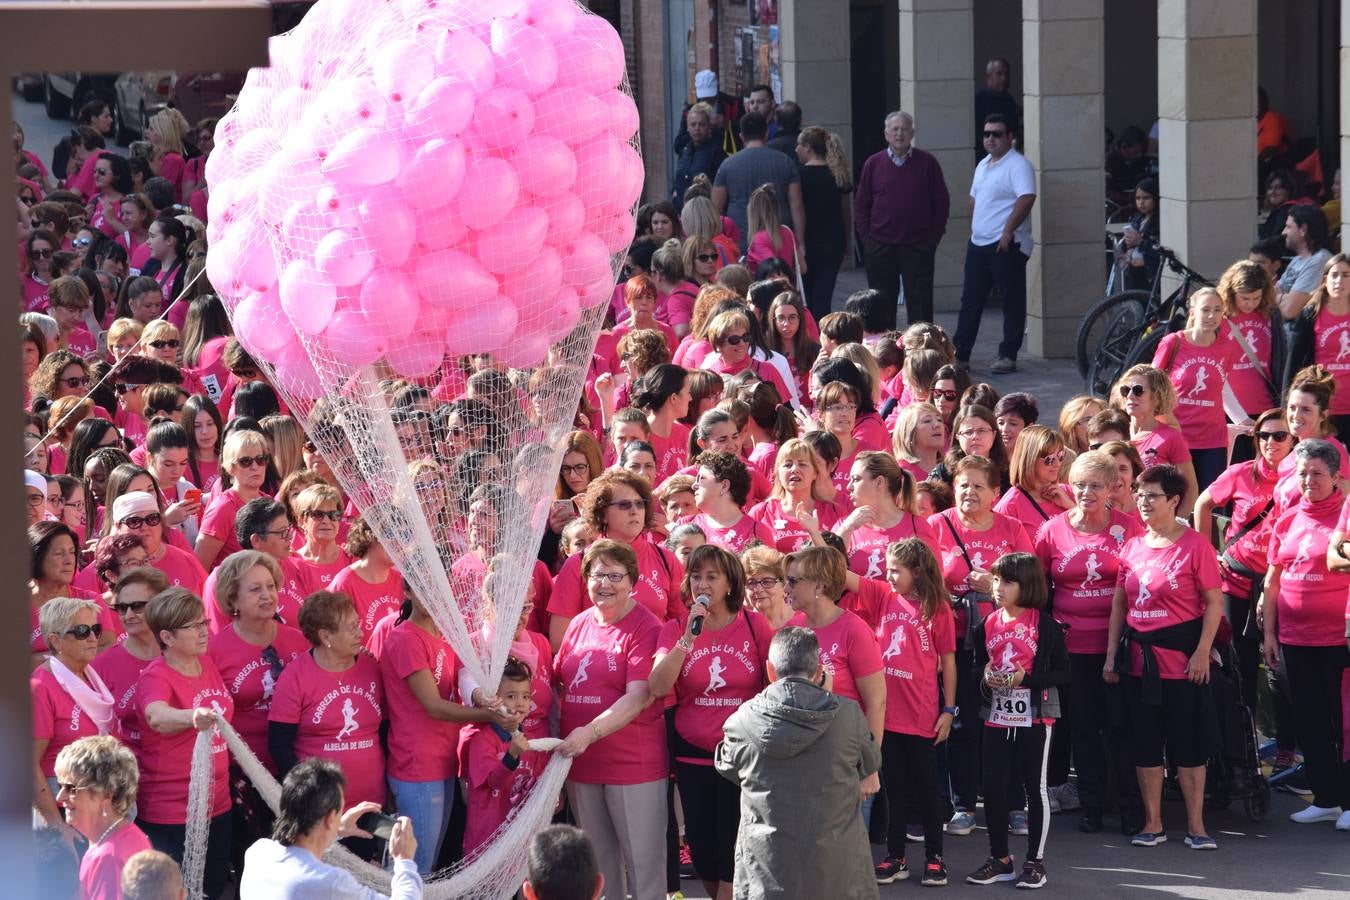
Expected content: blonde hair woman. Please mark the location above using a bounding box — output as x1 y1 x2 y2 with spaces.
994 424 1073 534
1113 364 1199 516
146 108 189 201
745 184 797 275
140 319 181 366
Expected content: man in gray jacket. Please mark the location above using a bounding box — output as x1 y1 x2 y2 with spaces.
715 626 881 900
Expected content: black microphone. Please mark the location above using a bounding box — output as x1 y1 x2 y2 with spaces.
690 594 711 636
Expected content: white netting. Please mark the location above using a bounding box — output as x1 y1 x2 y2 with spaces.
189 0 639 896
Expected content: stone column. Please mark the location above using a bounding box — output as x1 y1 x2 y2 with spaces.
1022 0 1105 358
899 0 974 312
1156 0 1258 286
780 0 852 161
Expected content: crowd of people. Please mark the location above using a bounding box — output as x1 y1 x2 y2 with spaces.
12 65 1350 900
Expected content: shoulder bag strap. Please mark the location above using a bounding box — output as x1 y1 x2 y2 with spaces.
1220 498 1275 565
1020 489 1052 522
940 512 976 573
1225 318 1279 402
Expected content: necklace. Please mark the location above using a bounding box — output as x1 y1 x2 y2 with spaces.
95 815 124 844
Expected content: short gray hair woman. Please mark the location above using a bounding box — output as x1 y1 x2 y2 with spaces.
54 736 153 898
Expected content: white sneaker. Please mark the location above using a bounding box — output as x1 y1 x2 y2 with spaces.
1290 805 1342 824
1337 810 1350 831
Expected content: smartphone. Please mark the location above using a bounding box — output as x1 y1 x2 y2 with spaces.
551 498 577 517
183 489 202 505
355 811 398 841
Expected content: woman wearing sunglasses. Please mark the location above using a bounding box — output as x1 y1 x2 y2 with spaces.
29 349 97 414
681 234 722 287
32 596 118 846
291 484 352 589
30 520 117 657
703 309 794 409
195 429 272 571
90 566 168 750
112 491 207 596
24 229 58 313
86 152 133 239
994 425 1074 536
1114 364 1200 518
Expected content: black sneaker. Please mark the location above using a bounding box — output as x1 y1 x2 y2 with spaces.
966 856 1016 885
922 858 949 887
875 855 909 884
1015 859 1047 889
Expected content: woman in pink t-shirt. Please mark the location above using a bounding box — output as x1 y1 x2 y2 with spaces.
1277 366 1350 512
135 588 235 896
685 451 776 554
1216 261 1281 434
747 437 840 553
631 364 693 482
1116 364 1200 517
291 484 352 588
1033 450 1143 831
1284 254 1350 437
555 540 668 900
54 736 154 900
1104 464 1223 849
109 489 207 597
269 591 386 861
741 545 797 631
1260 440 1350 824
702 309 794 408
994 425 1074 536
611 275 679 358
650 545 772 897
764 293 820 406
892 402 946 480
329 519 404 641
839 451 935 578
195 429 270 570
90 567 167 755
181 395 222 492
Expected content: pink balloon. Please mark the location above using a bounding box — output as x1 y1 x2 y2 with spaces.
324 309 386 367
322 127 404 186
596 89 639 141
280 261 337 335
512 137 575 198
239 241 278 293
233 287 292 355
455 155 519 230
549 285 583 337
434 29 495 94
314 229 377 287
443 300 519 356
385 338 445 379
258 140 325 228
580 273 617 309
358 269 421 341
533 89 605 145
372 39 435 106
405 77 476 138
562 233 613 291
521 0 580 35
501 246 563 313
415 199 468 250
319 79 392 133
539 192 585 245
205 233 243 296
594 209 636 254
315 183 363 230
357 193 415 267
575 138 641 215
493 328 552 369
272 339 324 401
477 206 548 274
489 19 558 94
553 14 624 94
411 248 499 311
472 87 535 150
397 139 466 209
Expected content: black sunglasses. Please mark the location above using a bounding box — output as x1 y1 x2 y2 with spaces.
148 339 180 350
110 600 150 615
1256 430 1291 442
695 253 718 262
1118 384 1147 398
304 509 342 522
983 130 1007 138
722 334 748 346
64 623 103 640
119 513 162 530
235 454 271 469
60 375 92 389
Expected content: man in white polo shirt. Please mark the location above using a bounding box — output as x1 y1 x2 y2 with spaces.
953 114 1037 374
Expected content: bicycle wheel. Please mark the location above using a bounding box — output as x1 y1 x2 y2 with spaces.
1121 322 1170 372
1075 290 1149 379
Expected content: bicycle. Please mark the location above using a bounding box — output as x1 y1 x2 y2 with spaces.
1075 247 1213 398
1073 209 1143 379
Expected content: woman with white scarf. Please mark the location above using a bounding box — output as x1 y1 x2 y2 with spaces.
32 595 116 846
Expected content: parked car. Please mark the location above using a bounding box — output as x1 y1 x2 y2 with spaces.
43 73 117 121
113 71 244 146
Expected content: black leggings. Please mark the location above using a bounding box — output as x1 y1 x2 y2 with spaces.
1067 653 1112 811
1224 592 1262 712
1281 643 1350 809
982 724 1052 862
947 645 982 811
139 812 232 900
881 731 945 861
675 760 739 884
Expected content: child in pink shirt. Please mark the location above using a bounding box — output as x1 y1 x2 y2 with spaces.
462 657 546 856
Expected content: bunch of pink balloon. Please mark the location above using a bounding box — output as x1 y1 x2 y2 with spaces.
204 0 641 394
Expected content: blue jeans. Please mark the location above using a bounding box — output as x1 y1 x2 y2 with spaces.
953 241 1029 362
388 775 457 874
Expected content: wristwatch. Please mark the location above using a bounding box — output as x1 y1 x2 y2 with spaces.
942 706 959 717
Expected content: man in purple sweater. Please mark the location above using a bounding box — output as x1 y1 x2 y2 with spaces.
854 111 950 327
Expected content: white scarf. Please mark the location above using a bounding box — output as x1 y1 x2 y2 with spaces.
48 656 115 735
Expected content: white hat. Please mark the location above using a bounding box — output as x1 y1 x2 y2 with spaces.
695 69 719 100
24 470 46 493
112 491 158 524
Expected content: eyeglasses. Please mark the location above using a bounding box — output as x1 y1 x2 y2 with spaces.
932 389 958 402
303 509 342 522
1118 384 1147 398
721 333 749 346
59 375 92 389
26 492 46 508
72 237 91 249
64 623 103 640
783 575 810 589
1040 451 1066 467
170 620 209 633
64 499 86 512
234 454 270 469
56 782 88 797
1256 430 1291 442
560 463 589 476
29 248 53 259
46 494 64 508
1072 481 1107 494
1133 489 1168 502
110 600 149 615
115 382 146 395
746 577 782 590
93 168 109 176
588 571 628 583
958 427 993 438
983 130 1008 139
695 253 718 262
119 513 162 529
824 403 857 414
262 526 294 539
605 498 646 512
148 339 180 350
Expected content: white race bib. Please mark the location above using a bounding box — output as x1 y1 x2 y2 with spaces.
990 687 1032 728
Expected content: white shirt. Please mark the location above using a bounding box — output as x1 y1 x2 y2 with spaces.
969 147 1036 254
239 839 423 900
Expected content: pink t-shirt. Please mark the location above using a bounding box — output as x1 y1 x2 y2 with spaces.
89 643 156 753
198 488 248 568
1034 510 1142 653
65 325 99 358
745 225 797 274
680 511 776 554
547 540 684 624
147 544 207 596
657 609 772 757
462 724 547 855
1313 309 1350 415
1268 497 1350 646
673 336 712 369
852 413 891 454
647 422 692 482
846 514 937 579
292 549 352 589
1115 529 1221 679
787 608 882 704
928 509 1034 635
747 497 841 553
31 665 104 776
1153 332 1241 449
982 607 1050 727
331 565 405 639
554 604 666 785
133 656 234 824
22 273 50 312
747 441 779 482
705 355 793 413
674 462 772 507
1131 422 1191 468
269 651 386 806
1274 439 1350 513
993 485 1069 537
207 624 309 770
840 574 891 631
379 621 463 782
657 281 699 329
874 589 956 738
1205 460 1279 596
79 821 153 900
1226 311 1277 414
188 457 221 493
